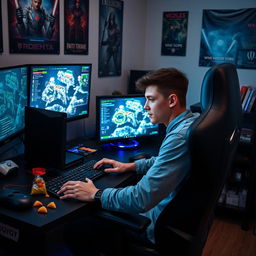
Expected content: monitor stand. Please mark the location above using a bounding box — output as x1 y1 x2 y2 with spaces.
109 139 139 149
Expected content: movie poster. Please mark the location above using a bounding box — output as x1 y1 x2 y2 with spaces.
0 1 3 53
8 0 60 54
161 11 188 56
98 0 123 77
64 0 89 55
199 8 256 69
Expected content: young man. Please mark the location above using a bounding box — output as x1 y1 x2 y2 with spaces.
58 68 199 255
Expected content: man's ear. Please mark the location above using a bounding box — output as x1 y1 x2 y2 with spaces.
168 94 178 108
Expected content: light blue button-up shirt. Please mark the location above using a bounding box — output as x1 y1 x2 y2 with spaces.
101 110 199 243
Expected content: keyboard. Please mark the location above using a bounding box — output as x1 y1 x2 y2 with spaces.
45 160 105 197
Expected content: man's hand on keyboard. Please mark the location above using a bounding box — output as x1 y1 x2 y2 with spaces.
57 178 99 202
93 158 136 173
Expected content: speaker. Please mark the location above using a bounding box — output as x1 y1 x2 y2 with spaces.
128 70 151 94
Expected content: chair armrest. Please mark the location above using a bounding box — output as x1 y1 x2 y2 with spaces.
95 210 151 233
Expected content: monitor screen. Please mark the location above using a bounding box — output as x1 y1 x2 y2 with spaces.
96 95 159 148
0 65 28 146
29 64 92 121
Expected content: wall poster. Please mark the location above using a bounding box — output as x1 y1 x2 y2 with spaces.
98 0 123 77
8 0 60 54
0 1 3 53
161 11 189 56
64 0 89 55
199 8 256 69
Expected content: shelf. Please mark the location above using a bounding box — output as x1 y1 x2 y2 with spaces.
242 112 256 130
217 109 256 229
217 202 246 213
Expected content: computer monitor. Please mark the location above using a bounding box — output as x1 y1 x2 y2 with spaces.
128 70 151 94
96 95 159 148
0 65 28 146
28 64 92 121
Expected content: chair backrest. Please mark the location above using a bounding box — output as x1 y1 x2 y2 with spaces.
154 63 242 256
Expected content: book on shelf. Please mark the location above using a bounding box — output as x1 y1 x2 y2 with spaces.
240 85 256 113
250 98 256 113
240 85 248 102
241 87 252 110
245 89 256 112
240 128 254 144
244 88 256 112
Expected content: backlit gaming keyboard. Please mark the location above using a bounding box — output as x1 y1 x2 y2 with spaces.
45 160 105 197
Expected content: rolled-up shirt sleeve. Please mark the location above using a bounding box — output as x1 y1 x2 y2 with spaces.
135 156 156 175
101 133 190 213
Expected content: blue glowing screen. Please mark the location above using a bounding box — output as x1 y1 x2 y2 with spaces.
0 66 28 144
97 96 159 142
29 64 92 120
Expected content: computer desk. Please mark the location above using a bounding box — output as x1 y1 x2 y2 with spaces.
0 136 163 256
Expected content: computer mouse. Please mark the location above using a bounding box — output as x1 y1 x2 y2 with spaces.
129 153 151 162
0 189 33 210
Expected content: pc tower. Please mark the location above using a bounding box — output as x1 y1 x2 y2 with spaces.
24 107 82 170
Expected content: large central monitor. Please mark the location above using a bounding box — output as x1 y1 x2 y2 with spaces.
0 65 28 146
96 95 159 148
29 64 92 121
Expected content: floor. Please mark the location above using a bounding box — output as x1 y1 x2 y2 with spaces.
202 215 256 256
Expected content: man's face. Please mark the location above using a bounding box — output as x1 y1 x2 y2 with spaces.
144 85 171 126
75 0 80 8
32 0 42 11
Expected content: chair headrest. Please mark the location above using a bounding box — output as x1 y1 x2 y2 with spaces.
200 63 242 119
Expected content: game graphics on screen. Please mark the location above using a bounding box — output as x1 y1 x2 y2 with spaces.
30 65 90 118
0 67 27 141
100 98 158 141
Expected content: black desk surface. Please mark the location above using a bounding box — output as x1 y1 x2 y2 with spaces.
0 137 163 231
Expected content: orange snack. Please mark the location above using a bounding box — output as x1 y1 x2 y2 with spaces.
79 147 97 152
33 200 43 207
47 202 56 209
38 206 48 214
30 168 48 196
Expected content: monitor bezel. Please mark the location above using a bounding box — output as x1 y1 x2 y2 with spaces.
0 64 29 147
96 94 159 144
128 69 151 94
28 63 92 122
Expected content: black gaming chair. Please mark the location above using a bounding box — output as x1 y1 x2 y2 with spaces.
96 63 242 256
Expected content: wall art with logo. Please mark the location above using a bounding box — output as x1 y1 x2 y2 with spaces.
161 11 188 56
0 1 3 53
199 8 256 69
64 0 89 55
8 0 60 54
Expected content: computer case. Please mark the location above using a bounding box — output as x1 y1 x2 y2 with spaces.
24 107 67 170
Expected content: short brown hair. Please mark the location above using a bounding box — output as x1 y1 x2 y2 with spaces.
136 68 188 107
